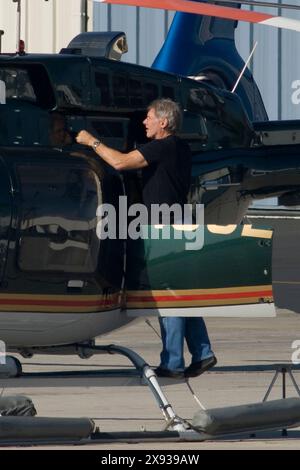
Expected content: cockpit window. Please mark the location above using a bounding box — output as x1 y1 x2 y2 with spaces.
0 64 55 109
0 68 36 102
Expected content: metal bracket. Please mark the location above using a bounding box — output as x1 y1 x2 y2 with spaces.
262 363 300 436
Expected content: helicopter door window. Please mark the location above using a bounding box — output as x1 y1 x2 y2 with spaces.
89 117 130 151
53 62 90 109
17 164 102 274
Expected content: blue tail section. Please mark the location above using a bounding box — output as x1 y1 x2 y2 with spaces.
152 1 268 122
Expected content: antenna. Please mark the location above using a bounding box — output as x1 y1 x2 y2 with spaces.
11 0 60 54
12 0 21 53
0 30 4 53
231 41 258 93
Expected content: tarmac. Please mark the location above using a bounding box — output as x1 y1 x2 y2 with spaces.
1 308 300 450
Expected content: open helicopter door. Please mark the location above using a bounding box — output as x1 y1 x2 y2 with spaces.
125 224 275 318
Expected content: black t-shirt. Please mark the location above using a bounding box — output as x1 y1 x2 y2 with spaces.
138 135 192 212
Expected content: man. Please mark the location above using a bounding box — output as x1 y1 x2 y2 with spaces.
76 99 190 212
49 112 72 147
76 98 216 379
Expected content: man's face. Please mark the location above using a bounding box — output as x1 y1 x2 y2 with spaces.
52 121 66 144
50 119 72 146
143 108 167 139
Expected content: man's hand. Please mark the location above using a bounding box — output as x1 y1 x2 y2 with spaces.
76 130 95 147
76 129 147 171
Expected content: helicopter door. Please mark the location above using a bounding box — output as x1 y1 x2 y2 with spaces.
0 158 12 282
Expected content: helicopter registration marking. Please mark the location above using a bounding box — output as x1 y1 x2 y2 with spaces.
155 224 272 238
207 225 272 238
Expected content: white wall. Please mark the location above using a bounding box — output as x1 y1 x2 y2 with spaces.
0 0 94 53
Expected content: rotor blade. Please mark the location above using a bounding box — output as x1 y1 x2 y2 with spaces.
95 0 300 32
209 0 300 11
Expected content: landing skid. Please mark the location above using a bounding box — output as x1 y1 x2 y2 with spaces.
3 346 300 445
75 344 192 434
0 344 199 442
2 344 194 435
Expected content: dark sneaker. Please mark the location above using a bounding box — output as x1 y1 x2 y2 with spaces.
154 367 184 379
184 355 217 378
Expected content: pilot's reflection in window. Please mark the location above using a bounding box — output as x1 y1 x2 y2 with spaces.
49 112 72 147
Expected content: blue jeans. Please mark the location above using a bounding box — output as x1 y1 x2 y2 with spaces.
158 317 214 371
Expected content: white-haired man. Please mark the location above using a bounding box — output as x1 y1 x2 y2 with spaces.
77 98 216 379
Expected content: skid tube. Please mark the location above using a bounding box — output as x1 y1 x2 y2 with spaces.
82 343 199 438
2 347 300 444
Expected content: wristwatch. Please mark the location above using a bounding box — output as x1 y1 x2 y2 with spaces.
92 140 101 150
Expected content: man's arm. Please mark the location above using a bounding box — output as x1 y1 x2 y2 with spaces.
76 130 148 171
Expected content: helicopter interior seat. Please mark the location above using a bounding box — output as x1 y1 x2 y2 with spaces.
0 99 49 146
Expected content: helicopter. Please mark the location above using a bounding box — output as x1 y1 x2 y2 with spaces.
0 0 299 375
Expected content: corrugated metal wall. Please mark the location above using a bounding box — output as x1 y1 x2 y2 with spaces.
235 3 300 121
93 3 175 66
93 0 300 121
0 0 93 54
93 3 174 66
